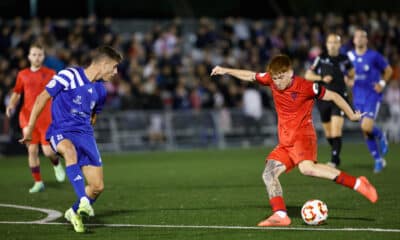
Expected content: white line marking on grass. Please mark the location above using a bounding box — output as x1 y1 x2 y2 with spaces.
0 204 399 233
0 221 399 233
0 203 62 223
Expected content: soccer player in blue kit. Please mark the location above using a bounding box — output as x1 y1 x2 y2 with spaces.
347 29 392 173
20 46 123 232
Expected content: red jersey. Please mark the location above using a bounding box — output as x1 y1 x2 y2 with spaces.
255 72 326 146
13 66 55 129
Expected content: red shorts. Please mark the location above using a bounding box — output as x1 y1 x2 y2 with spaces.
266 135 317 172
20 113 50 145
29 126 50 145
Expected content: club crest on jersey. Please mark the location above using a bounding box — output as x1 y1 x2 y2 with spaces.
88 88 93 94
291 92 298 100
363 65 370 71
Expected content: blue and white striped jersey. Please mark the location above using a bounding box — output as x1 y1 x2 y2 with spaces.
45 66 107 136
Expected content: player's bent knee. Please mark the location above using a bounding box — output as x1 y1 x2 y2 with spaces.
298 161 315 176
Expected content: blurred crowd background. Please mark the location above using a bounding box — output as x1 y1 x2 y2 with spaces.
1 12 399 114
1 5 400 152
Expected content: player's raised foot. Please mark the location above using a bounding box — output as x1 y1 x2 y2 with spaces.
379 132 389 156
29 181 45 193
257 212 291 227
65 208 85 233
373 159 387 174
355 176 378 203
53 163 66 182
77 197 94 217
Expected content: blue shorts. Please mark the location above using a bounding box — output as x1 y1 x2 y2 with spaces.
47 131 102 167
353 98 381 120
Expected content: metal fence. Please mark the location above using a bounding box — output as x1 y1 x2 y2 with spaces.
1 104 398 155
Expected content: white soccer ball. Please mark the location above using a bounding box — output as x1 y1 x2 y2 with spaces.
301 199 328 225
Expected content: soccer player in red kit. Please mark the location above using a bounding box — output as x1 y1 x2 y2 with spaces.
6 43 65 193
211 54 377 227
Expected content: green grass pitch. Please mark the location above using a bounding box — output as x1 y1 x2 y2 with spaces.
0 143 399 240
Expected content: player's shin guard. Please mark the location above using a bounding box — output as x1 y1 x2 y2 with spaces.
66 164 86 199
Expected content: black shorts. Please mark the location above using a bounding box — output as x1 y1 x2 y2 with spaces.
316 99 345 123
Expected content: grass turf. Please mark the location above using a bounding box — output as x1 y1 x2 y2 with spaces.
0 143 399 239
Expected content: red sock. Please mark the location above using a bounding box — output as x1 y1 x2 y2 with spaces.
269 196 287 212
335 171 356 189
31 166 41 182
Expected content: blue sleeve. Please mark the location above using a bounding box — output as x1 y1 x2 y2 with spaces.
374 52 389 72
45 74 70 97
94 82 107 114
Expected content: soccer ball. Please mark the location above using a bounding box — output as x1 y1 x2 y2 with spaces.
301 199 328 225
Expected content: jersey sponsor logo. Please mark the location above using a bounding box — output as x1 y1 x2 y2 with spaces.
47 79 57 88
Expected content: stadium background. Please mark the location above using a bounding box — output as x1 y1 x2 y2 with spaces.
0 1 399 239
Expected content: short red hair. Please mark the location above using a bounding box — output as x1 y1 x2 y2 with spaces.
267 54 292 75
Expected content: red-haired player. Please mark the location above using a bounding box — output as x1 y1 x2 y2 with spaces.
6 43 65 193
211 54 377 227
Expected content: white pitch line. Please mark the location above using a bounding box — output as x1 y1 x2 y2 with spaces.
0 221 399 233
0 204 399 233
0 203 62 223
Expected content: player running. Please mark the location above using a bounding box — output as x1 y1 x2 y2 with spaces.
6 42 65 193
211 54 378 227
347 29 393 173
305 33 355 167
20 46 123 233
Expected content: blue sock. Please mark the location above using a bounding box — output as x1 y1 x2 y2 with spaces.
72 200 80 213
372 126 383 139
72 197 96 213
365 135 381 161
65 164 86 199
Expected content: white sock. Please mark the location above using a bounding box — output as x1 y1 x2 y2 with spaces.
353 178 361 190
275 210 287 218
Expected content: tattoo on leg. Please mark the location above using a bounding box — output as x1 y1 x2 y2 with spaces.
262 160 286 198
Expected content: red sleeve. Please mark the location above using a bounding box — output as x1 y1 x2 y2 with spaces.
303 79 326 99
13 71 24 94
255 72 272 86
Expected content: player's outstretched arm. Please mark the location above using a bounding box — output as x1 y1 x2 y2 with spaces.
19 90 51 144
5 92 21 118
210 66 256 82
322 89 363 121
